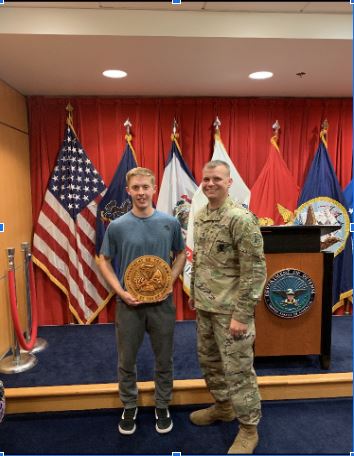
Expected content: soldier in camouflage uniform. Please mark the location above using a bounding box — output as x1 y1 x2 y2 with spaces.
188 160 267 454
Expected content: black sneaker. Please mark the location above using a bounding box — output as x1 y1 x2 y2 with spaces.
155 407 173 434
118 407 138 435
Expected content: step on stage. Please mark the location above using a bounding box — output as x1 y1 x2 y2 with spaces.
1 316 352 414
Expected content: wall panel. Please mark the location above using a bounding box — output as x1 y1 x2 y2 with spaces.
0 80 31 358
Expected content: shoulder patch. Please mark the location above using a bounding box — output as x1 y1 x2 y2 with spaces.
252 232 263 247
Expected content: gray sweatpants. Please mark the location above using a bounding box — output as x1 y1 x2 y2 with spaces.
115 295 175 408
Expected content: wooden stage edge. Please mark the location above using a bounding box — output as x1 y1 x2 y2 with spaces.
5 372 353 414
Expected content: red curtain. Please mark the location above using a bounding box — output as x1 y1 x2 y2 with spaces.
28 96 353 325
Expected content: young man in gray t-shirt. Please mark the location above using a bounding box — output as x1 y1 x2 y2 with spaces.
98 167 186 436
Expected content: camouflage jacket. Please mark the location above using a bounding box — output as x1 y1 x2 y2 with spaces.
190 197 267 323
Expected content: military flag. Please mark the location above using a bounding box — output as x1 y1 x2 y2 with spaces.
343 178 353 223
32 123 112 324
211 126 251 206
294 123 352 310
95 130 138 277
250 121 299 226
341 177 353 311
156 133 198 238
156 128 198 303
184 119 250 296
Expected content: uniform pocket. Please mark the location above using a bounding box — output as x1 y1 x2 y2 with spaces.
224 333 255 376
210 235 234 266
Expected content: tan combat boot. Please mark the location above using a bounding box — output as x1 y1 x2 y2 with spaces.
227 424 259 454
189 401 236 426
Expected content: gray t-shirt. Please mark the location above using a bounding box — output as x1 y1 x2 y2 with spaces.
100 209 185 287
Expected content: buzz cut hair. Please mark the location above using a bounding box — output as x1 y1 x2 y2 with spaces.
126 167 155 185
203 160 230 175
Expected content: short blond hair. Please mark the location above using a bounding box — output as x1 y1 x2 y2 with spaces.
126 167 155 185
203 160 230 175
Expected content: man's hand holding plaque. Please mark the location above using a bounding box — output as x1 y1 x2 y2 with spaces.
124 255 172 303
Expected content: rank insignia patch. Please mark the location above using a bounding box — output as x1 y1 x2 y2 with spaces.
264 269 315 318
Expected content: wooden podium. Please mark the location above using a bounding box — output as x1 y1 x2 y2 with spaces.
255 226 335 369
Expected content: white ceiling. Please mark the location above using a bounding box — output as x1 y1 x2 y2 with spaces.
0 2 352 97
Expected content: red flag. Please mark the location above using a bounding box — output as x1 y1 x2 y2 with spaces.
250 129 299 225
32 125 113 324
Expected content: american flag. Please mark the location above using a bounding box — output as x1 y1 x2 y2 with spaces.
32 125 112 324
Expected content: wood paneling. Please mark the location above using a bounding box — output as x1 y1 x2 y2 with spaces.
0 82 31 358
0 80 28 133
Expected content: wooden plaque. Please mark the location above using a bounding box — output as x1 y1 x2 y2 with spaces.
124 255 172 303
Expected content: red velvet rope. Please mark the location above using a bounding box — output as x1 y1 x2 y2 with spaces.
8 259 38 351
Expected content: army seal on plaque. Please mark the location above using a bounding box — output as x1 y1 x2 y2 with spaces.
124 255 172 303
263 269 315 319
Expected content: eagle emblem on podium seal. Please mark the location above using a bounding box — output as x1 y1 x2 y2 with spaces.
294 196 350 257
264 269 315 318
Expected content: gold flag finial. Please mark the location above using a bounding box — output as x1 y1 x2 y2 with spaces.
66 102 74 114
213 116 221 133
124 118 132 136
321 118 329 132
123 119 138 163
65 102 77 137
124 118 133 143
271 120 280 152
171 118 179 141
65 102 74 125
320 119 329 148
272 119 280 135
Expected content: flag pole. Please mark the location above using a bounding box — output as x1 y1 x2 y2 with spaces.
271 120 280 153
124 118 138 164
65 102 78 138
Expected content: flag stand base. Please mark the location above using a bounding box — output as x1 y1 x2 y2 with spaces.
0 352 37 374
21 337 48 355
30 337 48 354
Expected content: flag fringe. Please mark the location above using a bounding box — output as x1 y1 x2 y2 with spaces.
125 134 138 164
332 290 353 312
32 255 114 324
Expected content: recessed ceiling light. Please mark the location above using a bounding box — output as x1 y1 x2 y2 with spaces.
248 71 273 80
102 70 127 79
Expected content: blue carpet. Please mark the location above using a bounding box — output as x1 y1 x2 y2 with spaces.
0 399 351 454
0 316 351 388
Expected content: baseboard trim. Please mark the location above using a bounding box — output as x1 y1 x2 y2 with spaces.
5 372 352 414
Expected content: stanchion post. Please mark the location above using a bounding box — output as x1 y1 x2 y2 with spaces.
0 247 37 374
7 248 21 361
20 242 48 353
21 242 32 343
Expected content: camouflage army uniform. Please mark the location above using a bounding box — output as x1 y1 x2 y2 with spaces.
190 197 267 426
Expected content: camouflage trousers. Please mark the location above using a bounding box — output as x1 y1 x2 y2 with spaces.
196 309 261 425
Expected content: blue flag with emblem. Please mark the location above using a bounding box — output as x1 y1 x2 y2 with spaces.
343 178 353 223
95 134 138 275
294 128 352 311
